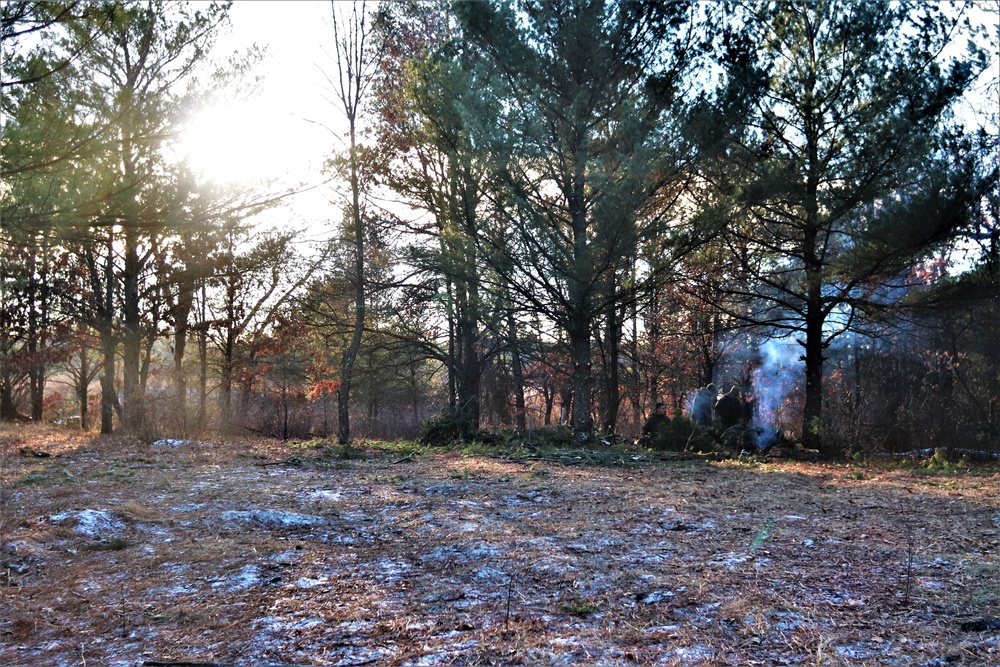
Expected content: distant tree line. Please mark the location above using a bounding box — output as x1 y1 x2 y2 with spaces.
2 0 997 457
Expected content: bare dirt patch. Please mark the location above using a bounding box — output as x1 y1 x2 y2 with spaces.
2 425 998 666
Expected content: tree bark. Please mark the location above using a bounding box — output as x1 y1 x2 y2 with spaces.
508 310 526 431
172 276 195 433
121 222 144 434
197 281 208 430
99 324 116 434
77 342 90 430
337 127 365 445
568 311 594 438
600 302 622 435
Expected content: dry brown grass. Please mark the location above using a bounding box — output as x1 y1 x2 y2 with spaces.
1 422 998 666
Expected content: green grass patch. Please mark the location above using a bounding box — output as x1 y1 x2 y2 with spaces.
750 516 776 552
562 599 600 618
16 469 49 486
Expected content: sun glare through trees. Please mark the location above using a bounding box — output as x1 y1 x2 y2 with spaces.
1 0 998 459
2 2 1000 665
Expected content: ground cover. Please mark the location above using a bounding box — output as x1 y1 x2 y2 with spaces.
1 425 998 666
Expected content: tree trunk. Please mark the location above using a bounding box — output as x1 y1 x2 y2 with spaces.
458 312 480 434
173 279 194 433
569 312 594 439
568 161 594 439
509 311 526 431
220 329 235 433
0 373 17 421
99 234 116 435
282 383 289 441
801 310 825 451
337 119 365 445
456 262 481 435
543 384 554 426
198 282 208 430
122 227 144 434
27 250 49 422
77 343 90 431
446 279 457 411
100 324 116 434
600 304 622 434
801 204 825 451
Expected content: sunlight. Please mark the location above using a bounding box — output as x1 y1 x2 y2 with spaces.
179 100 324 185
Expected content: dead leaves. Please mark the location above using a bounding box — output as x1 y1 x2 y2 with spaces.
1 427 999 665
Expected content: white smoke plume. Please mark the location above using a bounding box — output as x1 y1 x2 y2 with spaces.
752 336 803 447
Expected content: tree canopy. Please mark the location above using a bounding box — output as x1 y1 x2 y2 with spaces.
2 0 996 456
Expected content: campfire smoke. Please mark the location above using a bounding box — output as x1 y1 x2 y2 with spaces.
750 337 802 450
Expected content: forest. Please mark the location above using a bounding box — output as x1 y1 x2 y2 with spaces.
2 0 999 459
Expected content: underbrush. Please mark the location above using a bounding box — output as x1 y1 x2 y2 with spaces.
3 422 1000 667
863 448 1000 478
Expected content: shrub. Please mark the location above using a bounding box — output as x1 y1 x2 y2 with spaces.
647 415 717 453
417 411 474 445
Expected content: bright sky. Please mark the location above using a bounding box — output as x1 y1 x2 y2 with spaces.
178 0 997 237
180 1 346 231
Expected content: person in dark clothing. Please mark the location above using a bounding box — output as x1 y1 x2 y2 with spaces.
641 402 670 443
714 385 744 430
692 384 716 427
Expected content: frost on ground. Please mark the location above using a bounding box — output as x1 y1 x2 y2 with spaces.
1 426 999 666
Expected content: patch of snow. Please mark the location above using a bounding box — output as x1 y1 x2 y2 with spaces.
304 487 370 503
709 552 751 570
474 566 507 583
835 641 893 660
425 483 468 496
659 517 716 534
638 552 674 565
153 439 211 447
402 650 475 667
306 489 348 502
154 438 183 447
503 490 552 505
422 543 502 563
658 644 714 664
549 636 582 646
270 550 304 563
645 624 683 634
292 577 330 588
256 615 324 635
771 611 809 632
169 503 206 513
375 558 411 578
638 589 676 604
252 616 397 666
211 564 262 591
49 509 126 539
218 509 327 529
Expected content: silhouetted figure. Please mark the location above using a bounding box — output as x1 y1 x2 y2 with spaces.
715 386 744 431
692 384 716 428
641 402 670 443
